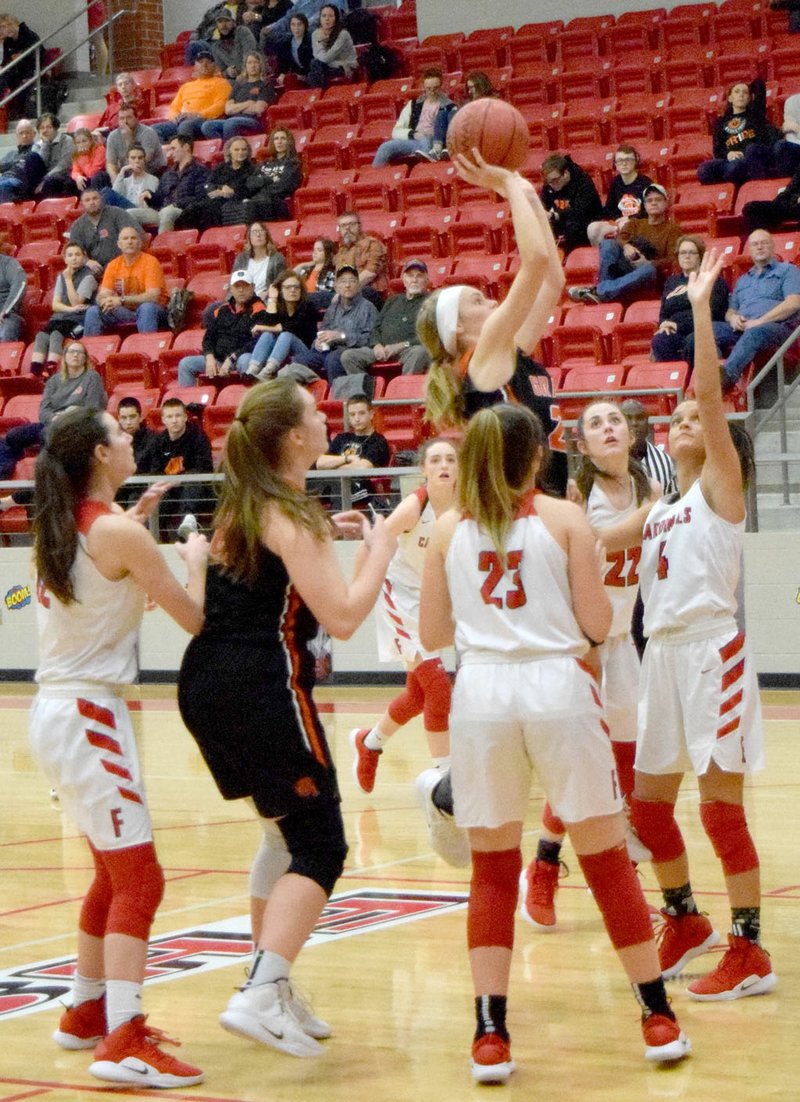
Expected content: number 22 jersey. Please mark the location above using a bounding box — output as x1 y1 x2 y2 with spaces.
445 489 589 664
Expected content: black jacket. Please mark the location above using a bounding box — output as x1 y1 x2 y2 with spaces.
152 159 209 210
540 156 603 254
148 423 213 476
202 294 270 360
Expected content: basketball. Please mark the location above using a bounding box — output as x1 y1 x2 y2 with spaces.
446 98 530 171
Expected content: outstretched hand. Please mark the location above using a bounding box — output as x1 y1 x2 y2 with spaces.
686 249 724 306
453 148 514 198
127 480 170 525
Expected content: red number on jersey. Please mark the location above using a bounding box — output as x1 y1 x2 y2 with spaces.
478 550 527 609
548 402 566 454
605 546 641 588
657 540 669 580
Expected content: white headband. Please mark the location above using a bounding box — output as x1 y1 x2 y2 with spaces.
435 284 469 357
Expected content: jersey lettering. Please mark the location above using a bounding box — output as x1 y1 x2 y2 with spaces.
478 550 527 609
417 535 429 549
110 807 124 838
604 546 641 588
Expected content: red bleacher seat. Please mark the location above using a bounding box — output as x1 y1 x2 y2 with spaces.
81 335 121 370
621 361 689 414
557 365 625 419
443 256 507 297
563 247 599 288
2 393 42 422
18 213 65 245
551 326 607 368
377 375 426 451
611 322 656 363
0 342 25 376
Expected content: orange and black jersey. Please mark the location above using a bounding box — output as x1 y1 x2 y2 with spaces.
201 295 270 361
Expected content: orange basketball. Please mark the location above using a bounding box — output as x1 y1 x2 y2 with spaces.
446 98 530 171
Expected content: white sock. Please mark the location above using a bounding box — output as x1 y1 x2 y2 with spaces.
432 755 451 771
364 726 388 751
72 973 106 1007
245 949 292 988
105 979 143 1032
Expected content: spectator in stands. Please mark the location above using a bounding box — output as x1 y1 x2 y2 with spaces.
96 72 148 136
152 51 231 143
0 15 40 119
209 8 258 79
84 225 168 335
244 126 302 220
773 90 800 177
587 145 653 247
568 184 682 304
742 161 800 231
117 395 158 484
296 237 337 308
245 267 321 379
129 134 210 233
0 251 26 341
464 71 496 101
272 12 313 79
289 264 378 384
201 51 273 140
31 113 74 198
651 235 732 366
176 135 254 230
146 397 213 535
0 118 45 203
697 79 778 185
0 341 107 482
719 228 800 389
105 103 166 183
69 188 140 274
540 152 603 255
30 243 97 375
334 210 388 306
102 144 160 217
372 69 456 166
340 258 431 378
315 393 390 508
231 220 286 297
70 128 106 194
260 0 347 47
178 269 269 385
307 4 357 89
187 1 247 62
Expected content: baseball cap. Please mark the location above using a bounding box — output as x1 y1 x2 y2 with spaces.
216 10 235 19
195 47 215 61
643 183 669 200
229 269 253 286
403 258 428 273
335 264 359 279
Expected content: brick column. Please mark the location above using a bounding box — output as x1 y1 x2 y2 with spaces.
108 0 165 71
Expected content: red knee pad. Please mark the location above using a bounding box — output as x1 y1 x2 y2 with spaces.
467 848 522 951
629 797 686 864
387 668 425 727
542 802 566 835
415 658 451 734
103 843 165 941
699 800 759 876
578 845 654 950
610 740 636 802
80 843 113 938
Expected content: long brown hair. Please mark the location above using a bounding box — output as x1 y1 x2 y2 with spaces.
459 405 546 569
214 379 332 586
574 400 651 506
33 408 109 604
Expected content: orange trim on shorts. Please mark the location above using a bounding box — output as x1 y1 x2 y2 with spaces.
282 586 326 766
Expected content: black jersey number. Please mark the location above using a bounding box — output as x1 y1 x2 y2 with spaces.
605 546 641 588
478 550 527 609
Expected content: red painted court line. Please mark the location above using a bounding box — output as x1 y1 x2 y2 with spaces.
2 1089 52 1102
0 870 211 918
0 1081 244 1102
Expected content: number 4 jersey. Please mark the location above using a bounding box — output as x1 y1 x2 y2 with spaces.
445 489 589 664
639 478 744 639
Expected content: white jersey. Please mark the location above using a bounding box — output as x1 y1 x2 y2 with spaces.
586 477 640 638
640 479 743 639
35 502 145 687
376 487 437 663
446 490 588 664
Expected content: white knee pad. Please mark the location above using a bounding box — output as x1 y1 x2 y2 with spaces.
250 817 292 900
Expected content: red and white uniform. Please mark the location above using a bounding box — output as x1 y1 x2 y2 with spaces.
376 487 438 663
445 490 622 829
588 478 641 744
637 479 763 776
29 501 153 850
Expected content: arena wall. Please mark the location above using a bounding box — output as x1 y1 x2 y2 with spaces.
1 536 797 682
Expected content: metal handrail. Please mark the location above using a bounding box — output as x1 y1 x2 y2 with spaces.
0 3 136 117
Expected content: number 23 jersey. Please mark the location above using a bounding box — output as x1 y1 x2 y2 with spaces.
445 489 589 663
639 478 743 639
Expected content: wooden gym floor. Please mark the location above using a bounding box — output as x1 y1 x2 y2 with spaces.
0 683 798 1101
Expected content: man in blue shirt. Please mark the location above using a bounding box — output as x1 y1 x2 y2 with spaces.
722 229 800 387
